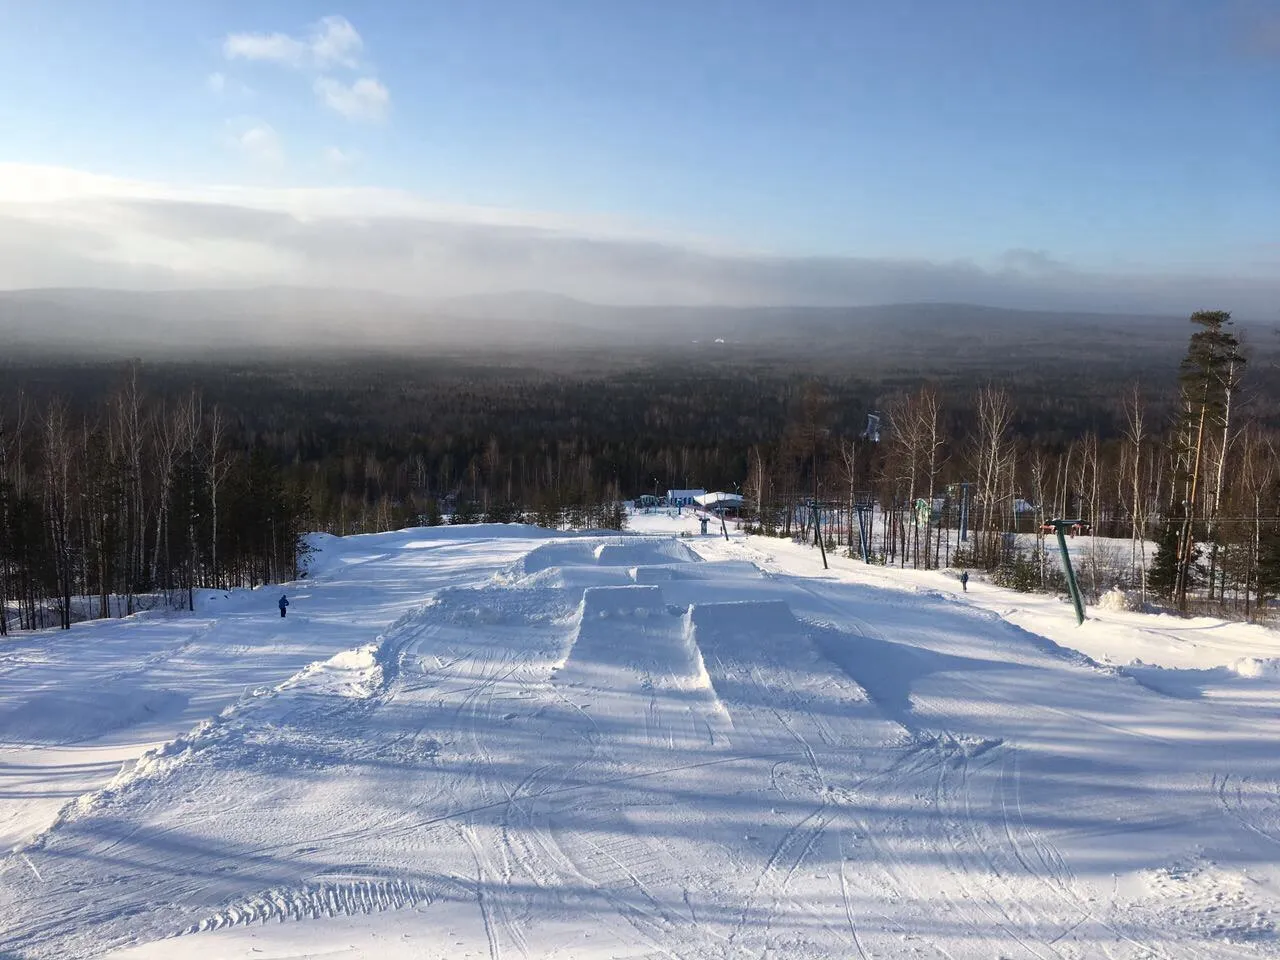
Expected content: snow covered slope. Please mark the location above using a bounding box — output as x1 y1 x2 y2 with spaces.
2 519 1280 958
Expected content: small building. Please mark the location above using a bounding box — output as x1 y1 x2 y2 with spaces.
666 489 706 507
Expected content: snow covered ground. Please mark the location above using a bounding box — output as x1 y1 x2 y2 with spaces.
3 517 1280 958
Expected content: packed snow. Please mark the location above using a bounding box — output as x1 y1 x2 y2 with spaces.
3 515 1280 958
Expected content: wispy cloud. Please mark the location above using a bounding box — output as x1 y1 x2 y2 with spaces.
307 16 363 69
206 71 253 98
222 30 307 68
222 15 363 70
220 15 385 125
0 164 1275 316
314 77 389 122
323 146 359 169
226 123 284 166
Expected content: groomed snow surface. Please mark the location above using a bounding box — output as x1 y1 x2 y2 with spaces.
3 517 1280 958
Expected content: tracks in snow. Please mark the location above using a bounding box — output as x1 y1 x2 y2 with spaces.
179 876 442 933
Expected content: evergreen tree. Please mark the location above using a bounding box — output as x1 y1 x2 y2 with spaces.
451 499 482 524
422 497 443 526
1173 310 1241 609
1150 522 1199 601
484 501 524 524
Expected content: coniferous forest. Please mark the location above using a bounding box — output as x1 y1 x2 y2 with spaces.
3 308 1279 632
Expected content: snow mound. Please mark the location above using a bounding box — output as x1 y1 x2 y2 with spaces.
1098 587 1138 612
559 586 715 697
514 540 602 575
686 600 801 655
433 583 577 626
629 565 685 583
631 560 763 584
1231 657 1280 681
516 536 699 577
592 538 701 567
686 601 879 742
281 642 384 699
577 585 669 624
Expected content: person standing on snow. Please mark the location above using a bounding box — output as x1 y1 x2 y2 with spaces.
279 594 289 618
960 570 969 592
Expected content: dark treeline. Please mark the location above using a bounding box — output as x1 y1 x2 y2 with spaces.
0 371 309 632
2 314 1278 631
746 312 1280 618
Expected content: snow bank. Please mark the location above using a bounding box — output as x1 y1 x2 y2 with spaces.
280 642 384 699
1231 657 1280 681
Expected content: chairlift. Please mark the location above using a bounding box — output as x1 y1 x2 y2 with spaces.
861 413 881 444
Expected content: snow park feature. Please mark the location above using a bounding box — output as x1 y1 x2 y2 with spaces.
3 518 1280 957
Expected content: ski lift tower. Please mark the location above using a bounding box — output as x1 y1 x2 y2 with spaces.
861 412 881 444
853 490 874 563
1047 518 1087 625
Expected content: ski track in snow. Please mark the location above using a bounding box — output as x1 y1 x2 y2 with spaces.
0 520 1278 958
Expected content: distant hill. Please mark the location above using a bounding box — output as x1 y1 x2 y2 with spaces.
2 287 1271 371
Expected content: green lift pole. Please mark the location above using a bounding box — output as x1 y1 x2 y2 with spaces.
811 500 828 569
1049 518 1086 625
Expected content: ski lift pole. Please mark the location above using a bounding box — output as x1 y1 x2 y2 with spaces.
1049 518 1086 625
855 503 872 563
811 501 828 569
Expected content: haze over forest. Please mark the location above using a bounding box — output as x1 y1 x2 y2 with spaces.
7 10 1280 955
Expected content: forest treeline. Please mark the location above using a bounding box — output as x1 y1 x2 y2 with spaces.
746 311 1280 618
1 311 1278 631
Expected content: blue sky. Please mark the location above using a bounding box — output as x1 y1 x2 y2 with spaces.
0 1 1277 308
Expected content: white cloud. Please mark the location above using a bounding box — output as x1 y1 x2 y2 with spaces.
223 30 308 68
323 146 359 169
228 123 284 166
1 164 1275 315
314 77 388 121
222 15 363 70
308 16 363 69
206 71 226 94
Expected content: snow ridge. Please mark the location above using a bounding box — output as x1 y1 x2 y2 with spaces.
12 602 433 858
177 876 447 933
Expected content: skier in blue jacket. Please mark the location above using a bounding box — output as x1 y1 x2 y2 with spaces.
278 594 289 618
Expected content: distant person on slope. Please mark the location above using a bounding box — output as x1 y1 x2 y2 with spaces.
278 594 289 618
960 570 969 592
